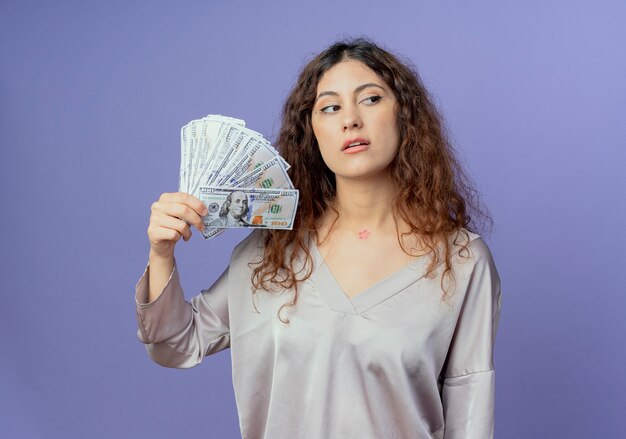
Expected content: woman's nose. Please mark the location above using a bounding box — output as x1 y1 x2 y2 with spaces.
342 106 362 131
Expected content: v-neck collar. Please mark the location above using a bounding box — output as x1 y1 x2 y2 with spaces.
309 241 433 315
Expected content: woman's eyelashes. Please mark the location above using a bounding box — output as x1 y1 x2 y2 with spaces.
321 104 341 113
319 95 383 114
362 95 383 105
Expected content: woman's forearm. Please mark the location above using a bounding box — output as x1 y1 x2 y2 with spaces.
147 250 175 303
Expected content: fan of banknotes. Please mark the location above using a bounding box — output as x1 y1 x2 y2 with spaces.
179 114 299 239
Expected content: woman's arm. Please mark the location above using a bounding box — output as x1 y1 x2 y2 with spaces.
135 191 232 368
442 238 503 439
145 192 207 302
135 261 231 368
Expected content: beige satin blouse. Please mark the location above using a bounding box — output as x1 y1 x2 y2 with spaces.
136 229 502 439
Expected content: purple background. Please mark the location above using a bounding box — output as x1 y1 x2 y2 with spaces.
1 1 625 438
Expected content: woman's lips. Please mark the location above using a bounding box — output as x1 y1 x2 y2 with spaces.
342 138 370 153
343 144 369 154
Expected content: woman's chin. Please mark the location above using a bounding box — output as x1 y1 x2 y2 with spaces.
334 166 392 183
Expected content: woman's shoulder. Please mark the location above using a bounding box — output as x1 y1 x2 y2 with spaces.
449 227 497 271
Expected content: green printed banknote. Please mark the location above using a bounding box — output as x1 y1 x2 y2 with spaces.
178 114 298 239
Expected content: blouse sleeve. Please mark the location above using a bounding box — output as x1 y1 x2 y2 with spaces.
135 260 231 368
441 238 503 439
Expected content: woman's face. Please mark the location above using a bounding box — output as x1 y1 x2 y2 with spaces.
311 60 400 181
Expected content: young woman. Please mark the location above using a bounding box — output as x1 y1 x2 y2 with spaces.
137 39 502 439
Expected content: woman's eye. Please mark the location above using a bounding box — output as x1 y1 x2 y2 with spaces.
320 104 341 113
362 95 382 105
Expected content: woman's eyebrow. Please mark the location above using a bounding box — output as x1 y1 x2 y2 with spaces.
315 83 386 102
354 82 385 94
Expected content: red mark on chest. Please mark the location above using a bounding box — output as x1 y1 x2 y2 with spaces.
358 229 371 240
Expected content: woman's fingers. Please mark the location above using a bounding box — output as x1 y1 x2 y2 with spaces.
159 192 208 217
151 196 206 231
149 211 192 241
147 192 208 258
147 222 182 244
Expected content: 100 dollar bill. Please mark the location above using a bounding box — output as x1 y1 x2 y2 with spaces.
198 187 299 230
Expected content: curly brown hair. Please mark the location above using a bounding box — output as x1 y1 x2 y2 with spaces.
251 38 492 323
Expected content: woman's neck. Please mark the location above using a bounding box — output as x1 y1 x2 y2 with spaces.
331 172 397 231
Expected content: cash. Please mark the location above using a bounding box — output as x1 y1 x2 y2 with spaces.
179 114 298 239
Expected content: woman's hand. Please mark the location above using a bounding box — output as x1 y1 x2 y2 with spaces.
144 192 206 302
147 192 208 260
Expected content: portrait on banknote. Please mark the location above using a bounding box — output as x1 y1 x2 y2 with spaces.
208 190 251 227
